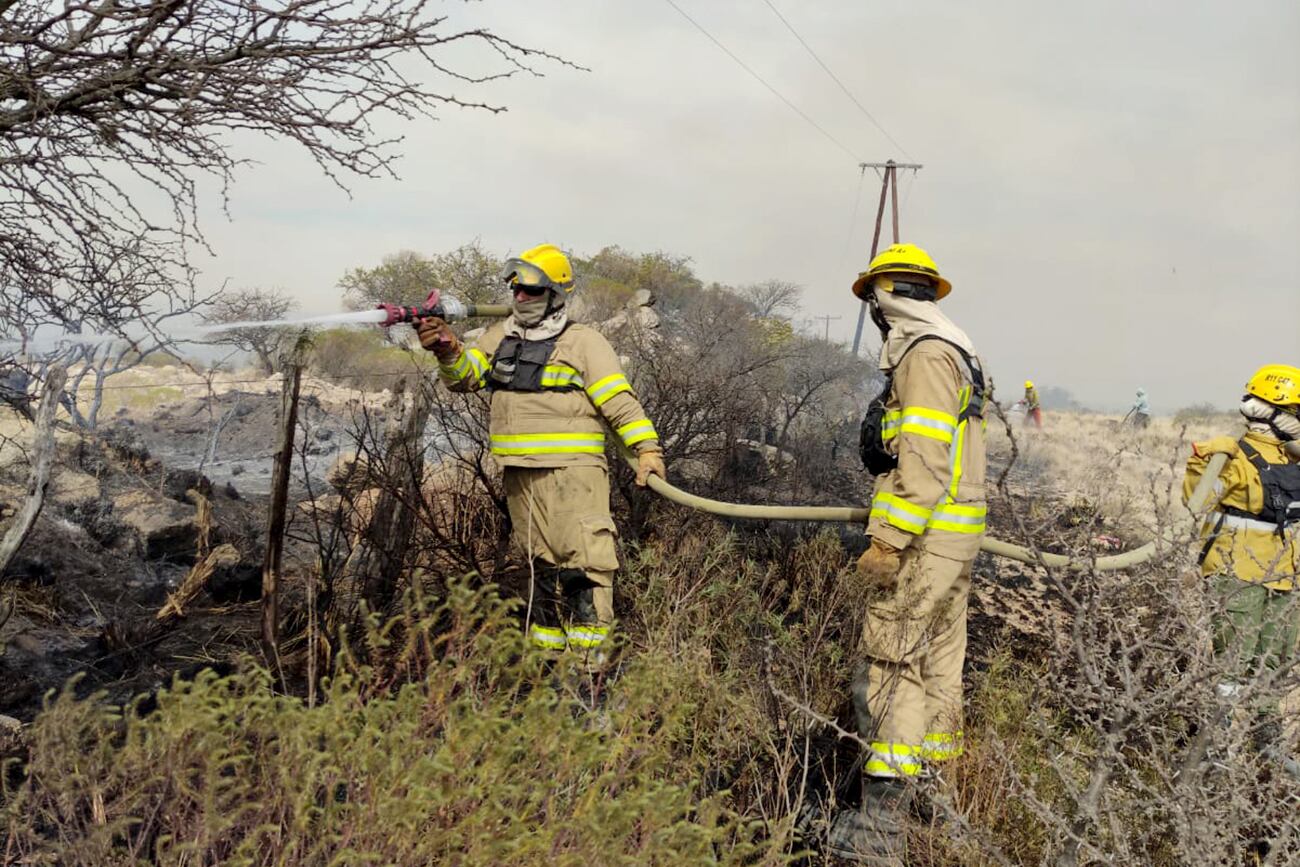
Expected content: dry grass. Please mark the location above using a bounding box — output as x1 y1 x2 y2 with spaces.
988 410 1235 534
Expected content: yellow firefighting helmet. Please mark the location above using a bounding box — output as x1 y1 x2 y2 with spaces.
1246 364 1300 410
851 243 952 302
502 244 574 293
1024 380 1034 389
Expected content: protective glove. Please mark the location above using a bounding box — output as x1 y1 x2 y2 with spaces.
416 317 460 362
636 449 666 487
856 536 903 591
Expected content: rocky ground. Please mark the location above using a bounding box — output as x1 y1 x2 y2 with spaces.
0 368 399 724
0 425 267 722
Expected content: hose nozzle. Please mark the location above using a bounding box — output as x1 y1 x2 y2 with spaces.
377 289 466 327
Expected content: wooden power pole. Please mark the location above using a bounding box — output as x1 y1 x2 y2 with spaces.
850 159 922 357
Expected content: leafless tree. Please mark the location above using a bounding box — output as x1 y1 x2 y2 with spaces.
770 335 868 451
202 288 299 373
0 0 571 394
740 279 803 320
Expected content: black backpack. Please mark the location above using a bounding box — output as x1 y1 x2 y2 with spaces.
859 336 987 475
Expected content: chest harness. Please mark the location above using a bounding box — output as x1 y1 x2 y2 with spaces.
859 336 987 475
1198 439 1300 565
1228 440 1300 530
486 326 579 393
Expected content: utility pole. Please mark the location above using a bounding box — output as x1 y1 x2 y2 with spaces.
850 159 922 357
808 314 842 342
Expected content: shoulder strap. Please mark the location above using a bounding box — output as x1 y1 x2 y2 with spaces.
894 335 984 389
1197 512 1227 566
1236 439 1273 474
893 335 987 418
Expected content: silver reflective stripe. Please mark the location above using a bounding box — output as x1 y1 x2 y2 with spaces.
931 506 985 525
899 414 956 435
1210 511 1282 533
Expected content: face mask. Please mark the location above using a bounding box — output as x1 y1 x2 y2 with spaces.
513 296 549 326
867 292 890 336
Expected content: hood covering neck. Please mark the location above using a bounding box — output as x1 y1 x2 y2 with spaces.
507 289 568 340
1242 395 1300 442
874 289 976 371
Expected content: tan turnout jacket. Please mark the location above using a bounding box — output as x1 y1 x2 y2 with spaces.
438 322 659 469
868 339 988 560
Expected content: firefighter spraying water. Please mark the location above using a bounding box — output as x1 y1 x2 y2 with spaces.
194 289 509 334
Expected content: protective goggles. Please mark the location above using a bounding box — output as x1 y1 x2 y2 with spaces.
502 259 558 295
884 278 938 301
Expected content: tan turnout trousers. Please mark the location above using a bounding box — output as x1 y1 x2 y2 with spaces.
854 541 970 777
504 464 618 659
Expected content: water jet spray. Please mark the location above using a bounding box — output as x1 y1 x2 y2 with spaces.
195 289 509 335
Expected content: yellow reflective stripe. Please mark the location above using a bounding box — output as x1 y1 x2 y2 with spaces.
899 421 954 444
901 405 958 426
490 432 606 456
616 418 658 447
466 348 488 380
540 364 584 389
586 373 632 407
528 624 566 650
948 417 967 500
898 404 957 444
439 351 472 381
865 742 923 778
870 491 932 534
881 410 903 442
565 624 610 648
873 495 984 536
929 502 986 534
920 731 965 761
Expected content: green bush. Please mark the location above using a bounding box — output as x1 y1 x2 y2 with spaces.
308 327 433 391
3 578 778 865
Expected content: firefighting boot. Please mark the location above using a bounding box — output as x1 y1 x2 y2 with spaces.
826 777 913 865
560 569 611 675
911 767 957 827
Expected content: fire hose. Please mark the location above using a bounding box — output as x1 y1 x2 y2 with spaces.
620 450 1228 571
411 296 1227 571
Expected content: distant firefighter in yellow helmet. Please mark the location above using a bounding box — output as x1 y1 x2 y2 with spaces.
1023 380 1042 429
417 244 665 670
1183 365 1300 747
829 243 989 865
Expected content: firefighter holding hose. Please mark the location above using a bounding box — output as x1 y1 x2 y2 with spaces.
1183 364 1300 766
417 244 665 667
830 243 989 865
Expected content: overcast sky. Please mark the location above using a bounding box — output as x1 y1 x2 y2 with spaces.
195 0 1299 411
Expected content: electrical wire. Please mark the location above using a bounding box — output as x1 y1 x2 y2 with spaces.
900 166 918 220
660 0 861 162
758 0 912 160
837 164 868 273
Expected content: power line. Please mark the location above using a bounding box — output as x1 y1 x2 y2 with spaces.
660 0 861 162
758 0 912 160
837 164 868 274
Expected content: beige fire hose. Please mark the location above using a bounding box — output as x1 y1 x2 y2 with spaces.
466 304 511 318
623 451 1228 571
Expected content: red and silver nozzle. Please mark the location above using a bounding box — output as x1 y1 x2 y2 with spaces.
376 289 442 327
